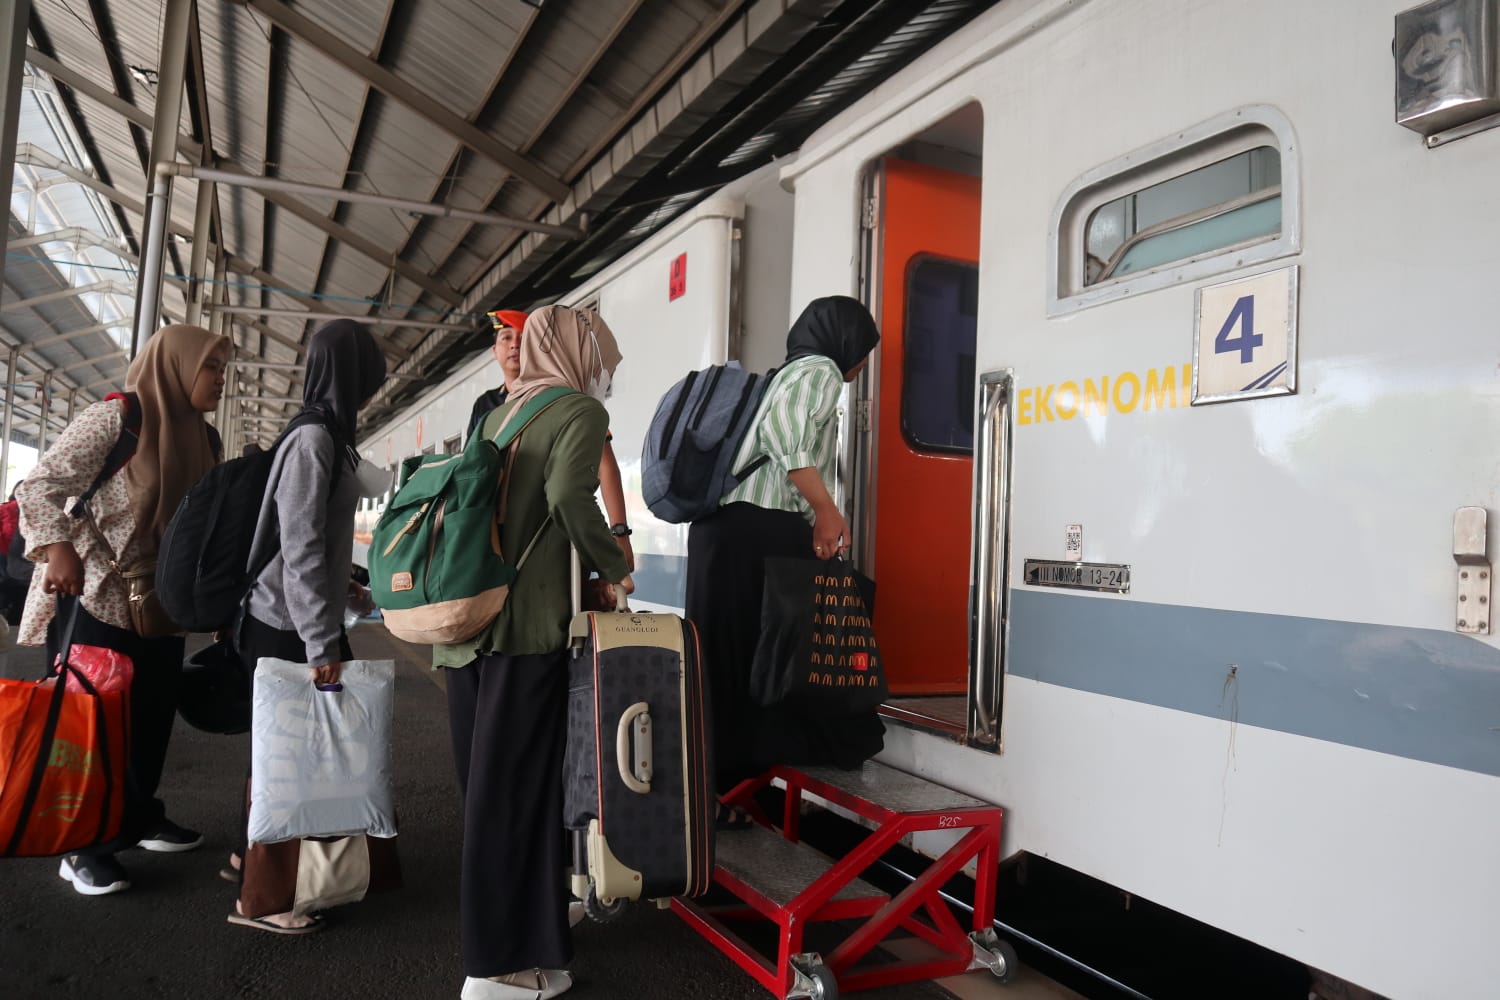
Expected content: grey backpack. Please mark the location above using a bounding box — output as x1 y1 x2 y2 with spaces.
641 362 775 524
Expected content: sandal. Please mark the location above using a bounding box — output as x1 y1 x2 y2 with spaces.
715 801 754 831
227 911 323 935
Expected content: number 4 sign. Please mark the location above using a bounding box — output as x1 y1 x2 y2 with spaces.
1191 265 1298 404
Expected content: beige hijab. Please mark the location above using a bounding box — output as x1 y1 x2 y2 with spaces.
506 305 622 408
123 324 232 558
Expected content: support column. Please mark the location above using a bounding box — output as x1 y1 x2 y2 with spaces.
65 386 78 422
184 174 215 325
1 347 18 497
225 394 240 458
35 369 52 453
208 253 229 336
0 0 33 297
130 0 193 357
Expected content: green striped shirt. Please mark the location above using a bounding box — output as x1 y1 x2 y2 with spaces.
723 355 844 521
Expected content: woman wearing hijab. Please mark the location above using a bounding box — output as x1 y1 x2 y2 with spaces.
469 308 635 571
436 305 632 1000
228 319 387 934
17 324 232 895
685 295 885 824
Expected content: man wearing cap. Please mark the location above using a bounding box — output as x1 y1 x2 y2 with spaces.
470 309 634 572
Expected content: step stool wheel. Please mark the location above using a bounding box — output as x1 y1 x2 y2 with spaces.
806 964 838 1000
990 939 1019 984
583 884 627 923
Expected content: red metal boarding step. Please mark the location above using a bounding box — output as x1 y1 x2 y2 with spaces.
671 761 1016 999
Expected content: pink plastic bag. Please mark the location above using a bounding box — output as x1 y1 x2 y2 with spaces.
45 643 134 694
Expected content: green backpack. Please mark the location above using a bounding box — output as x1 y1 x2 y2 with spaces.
370 386 573 644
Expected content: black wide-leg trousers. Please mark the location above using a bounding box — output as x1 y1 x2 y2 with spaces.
446 650 571 978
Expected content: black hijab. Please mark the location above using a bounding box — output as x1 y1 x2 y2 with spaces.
784 295 880 375
288 320 387 461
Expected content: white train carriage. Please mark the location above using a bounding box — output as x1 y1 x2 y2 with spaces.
364 2 1500 996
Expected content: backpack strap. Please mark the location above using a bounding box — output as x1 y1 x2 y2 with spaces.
71 392 141 518
240 412 347 591
490 385 576 450
727 365 779 483
491 386 581 558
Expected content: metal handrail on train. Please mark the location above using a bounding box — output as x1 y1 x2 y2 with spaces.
968 370 1012 751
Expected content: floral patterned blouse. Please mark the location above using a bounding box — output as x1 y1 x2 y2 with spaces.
16 398 143 645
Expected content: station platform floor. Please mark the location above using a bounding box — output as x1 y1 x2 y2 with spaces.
0 623 1084 1000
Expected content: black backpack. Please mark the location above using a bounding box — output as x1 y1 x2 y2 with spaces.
154 415 335 633
640 362 775 524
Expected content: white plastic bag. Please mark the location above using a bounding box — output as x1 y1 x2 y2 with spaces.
247 658 398 844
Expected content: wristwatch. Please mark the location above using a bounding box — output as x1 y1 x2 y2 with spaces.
609 523 633 537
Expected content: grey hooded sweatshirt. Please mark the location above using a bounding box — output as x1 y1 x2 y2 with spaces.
245 423 360 666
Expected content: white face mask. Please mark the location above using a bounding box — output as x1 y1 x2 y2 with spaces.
584 325 613 402
587 366 612 403
354 458 392 499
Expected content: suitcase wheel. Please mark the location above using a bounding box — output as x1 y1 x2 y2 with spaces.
584 883 628 923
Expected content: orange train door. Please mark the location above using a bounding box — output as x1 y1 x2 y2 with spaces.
872 158 981 695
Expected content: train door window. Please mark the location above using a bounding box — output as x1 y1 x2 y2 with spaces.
902 256 978 454
1052 106 1301 314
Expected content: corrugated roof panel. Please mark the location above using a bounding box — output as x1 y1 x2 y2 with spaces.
527 100 618 178
220 187 265 264
29 3 118 96
441 247 486 287
73 119 144 188
289 0 386 59
390 164 511 280
101 0 188 91
604 0 706 96
319 250 386 306
199 3 272 169
336 202 421 266
267 216 330 289
475 0 648 154
270 46 368 184
344 101 456 197
385 1 531 118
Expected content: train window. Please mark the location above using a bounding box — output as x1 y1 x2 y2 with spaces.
1051 107 1300 314
901 256 978 454
444 435 460 455
1086 147 1280 284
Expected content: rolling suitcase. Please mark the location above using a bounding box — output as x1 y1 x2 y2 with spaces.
564 580 714 917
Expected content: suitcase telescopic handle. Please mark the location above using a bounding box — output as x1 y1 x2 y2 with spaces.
616 702 653 794
571 543 631 614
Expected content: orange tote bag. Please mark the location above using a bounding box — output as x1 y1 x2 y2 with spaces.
0 600 131 857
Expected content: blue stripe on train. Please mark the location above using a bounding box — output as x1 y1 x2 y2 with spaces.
1009 589 1500 778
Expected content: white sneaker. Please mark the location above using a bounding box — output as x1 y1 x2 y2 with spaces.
460 975 539 1000
460 969 572 1000
537 970 573 999
58 854 130 896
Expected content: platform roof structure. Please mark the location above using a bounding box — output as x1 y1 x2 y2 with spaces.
2 0 997 458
